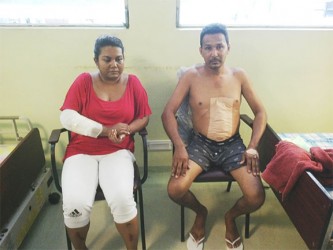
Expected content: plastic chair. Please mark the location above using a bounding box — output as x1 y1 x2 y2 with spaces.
49 128 148 250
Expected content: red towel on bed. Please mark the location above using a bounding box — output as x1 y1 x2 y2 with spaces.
311 147 333 186
262 141 325 201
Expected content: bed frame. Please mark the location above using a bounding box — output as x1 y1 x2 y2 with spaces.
0 126 53 249
241 114 333 250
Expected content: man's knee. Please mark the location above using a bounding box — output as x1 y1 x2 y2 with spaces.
167 179 186 201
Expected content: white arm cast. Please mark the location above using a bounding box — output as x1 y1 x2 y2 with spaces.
60 109 103 138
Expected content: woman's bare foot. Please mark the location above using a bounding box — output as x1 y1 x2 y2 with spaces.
225 212 242 248
189 205 208 241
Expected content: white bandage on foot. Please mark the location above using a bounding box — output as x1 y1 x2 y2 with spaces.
60 109 103 138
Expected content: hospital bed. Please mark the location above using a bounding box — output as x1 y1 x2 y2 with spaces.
241 115 333 249
0 116 53 249
277 133 333 250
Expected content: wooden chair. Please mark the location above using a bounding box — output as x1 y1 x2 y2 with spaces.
49 128 148 250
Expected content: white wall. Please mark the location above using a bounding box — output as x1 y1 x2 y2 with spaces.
1 0 332 167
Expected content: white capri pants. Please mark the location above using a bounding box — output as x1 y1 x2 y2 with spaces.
61 149 137 228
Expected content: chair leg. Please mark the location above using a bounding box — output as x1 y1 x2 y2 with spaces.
245 213 250 239
181 205 185 242
65 227 72 250
138 187 146 250
226 181 232 192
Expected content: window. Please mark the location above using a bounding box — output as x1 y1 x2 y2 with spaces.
177 0 333 28
0 0 128 28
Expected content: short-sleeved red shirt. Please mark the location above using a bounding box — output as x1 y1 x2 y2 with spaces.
60 73 151 160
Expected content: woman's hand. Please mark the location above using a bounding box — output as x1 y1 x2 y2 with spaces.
104 123 130 143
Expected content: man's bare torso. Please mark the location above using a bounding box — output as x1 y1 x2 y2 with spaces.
187 65 242 141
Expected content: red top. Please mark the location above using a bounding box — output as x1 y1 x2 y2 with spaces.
60 73 151 160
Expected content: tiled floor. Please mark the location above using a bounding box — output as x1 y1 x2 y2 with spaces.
19 167 311 250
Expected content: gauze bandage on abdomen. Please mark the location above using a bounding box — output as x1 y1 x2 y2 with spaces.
207 97 240 141
60 109 103 138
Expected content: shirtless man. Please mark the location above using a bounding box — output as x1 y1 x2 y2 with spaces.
161 23 267 250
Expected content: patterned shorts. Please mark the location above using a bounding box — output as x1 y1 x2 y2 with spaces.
187 132 246 172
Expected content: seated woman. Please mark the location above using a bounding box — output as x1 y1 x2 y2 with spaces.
59 35 151 250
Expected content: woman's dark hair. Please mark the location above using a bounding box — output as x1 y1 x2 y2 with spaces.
200 23 229 47
94 35 124 59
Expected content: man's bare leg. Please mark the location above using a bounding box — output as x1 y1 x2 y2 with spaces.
115 216 139 250
181 189 208 240
167 163 207 241
225 167 265 248
66 224 90 250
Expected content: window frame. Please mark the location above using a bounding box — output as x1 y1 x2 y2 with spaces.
0 0 129 28
176 0 333 29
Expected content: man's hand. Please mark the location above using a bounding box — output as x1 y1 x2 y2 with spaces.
241 148 260 176
172 146 189 178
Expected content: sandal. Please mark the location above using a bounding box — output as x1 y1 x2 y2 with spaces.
187 233 205 250
225 237 243 250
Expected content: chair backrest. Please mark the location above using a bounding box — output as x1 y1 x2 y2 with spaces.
175 66 195 147
176 94 193 146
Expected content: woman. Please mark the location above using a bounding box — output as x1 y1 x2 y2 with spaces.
59 35 151 250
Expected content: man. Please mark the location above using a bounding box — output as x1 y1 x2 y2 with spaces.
161 23 267 250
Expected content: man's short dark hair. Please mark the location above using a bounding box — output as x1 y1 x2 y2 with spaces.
200 23 229 47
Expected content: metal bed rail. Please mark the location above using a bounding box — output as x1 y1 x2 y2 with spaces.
0 116 33 141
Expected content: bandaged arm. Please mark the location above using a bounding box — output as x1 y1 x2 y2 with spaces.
60 109 102 138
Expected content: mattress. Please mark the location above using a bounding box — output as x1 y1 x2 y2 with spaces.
0 144 16 164
278 132 333 151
